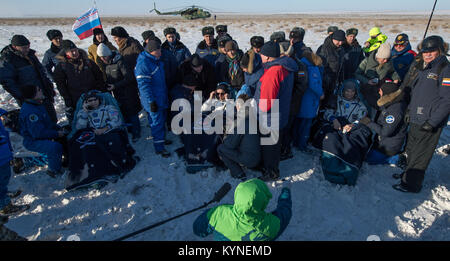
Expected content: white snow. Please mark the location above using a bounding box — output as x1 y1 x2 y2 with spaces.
0 14 449 241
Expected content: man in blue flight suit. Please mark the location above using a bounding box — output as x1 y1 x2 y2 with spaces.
18 85 67 178
135 40 170 158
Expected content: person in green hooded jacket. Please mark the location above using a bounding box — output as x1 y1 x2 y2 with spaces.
193 178 292 241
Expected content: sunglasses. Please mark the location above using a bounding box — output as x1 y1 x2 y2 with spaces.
216 92 225 96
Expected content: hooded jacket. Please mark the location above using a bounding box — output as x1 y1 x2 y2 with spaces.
365 89 407 156
297 54 324 119
317 36 345 94
193 178 292 241
135 50 168 112
117 37 144 71
363 33 388 54
355 50 401 85
53 49 106 108
87 39 117 80
104 52 142 117
391 43 417 81
255 56 299 129
0 45 55 104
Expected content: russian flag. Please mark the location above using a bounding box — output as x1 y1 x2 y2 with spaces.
72 7 102 40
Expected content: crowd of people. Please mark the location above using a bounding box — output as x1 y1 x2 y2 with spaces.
0 23 449 241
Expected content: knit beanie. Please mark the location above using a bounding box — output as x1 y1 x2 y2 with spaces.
141 30 155 41
376 43 391 59
111 26 129 38
260 41 280 58
21 85 38 100
146 40 161 53
331 30 346 42
11 35 30 46
46 29 62 41
97 43 112 57
380 82 399 95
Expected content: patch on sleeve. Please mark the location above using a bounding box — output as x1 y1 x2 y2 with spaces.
298 71 305 77
386 115 395 124
442 78 450 86
28 114 39 122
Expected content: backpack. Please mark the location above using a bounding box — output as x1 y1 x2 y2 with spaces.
289 57 309 117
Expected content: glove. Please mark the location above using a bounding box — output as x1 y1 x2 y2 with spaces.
359 116 371 125
150 101 158 113
421 121 434 132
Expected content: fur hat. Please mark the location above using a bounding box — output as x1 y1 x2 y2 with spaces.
202 26 214 36
376 43 391 59
111 26 129 38
163 27 176 36
327 26 339 34
346 28 358 37
215 25 227 33
60 40 77 53
21 85 38 100
331 30 346 42
93 28 105 36
270 31 285 43
218 35 232 48
96 43 112 57
146 40 161 53
380 82 399 95
46 29 62 41
289 27 305 41
260 41 280 58
11 35 30 46
250 36 264 48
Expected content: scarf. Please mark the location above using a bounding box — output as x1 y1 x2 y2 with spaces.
226 55 239 81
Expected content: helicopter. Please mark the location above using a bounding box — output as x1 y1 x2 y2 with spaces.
149 3 212 20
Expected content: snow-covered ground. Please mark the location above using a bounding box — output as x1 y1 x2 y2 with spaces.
0 15 449 241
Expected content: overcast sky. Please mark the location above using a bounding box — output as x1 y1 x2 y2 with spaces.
1 0 449 17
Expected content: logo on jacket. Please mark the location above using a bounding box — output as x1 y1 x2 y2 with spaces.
442 78 450 86
427 73 438 81
386 115 395 124
29 114 38 122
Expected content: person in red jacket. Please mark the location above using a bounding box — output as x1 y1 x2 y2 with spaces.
255 41 298 181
